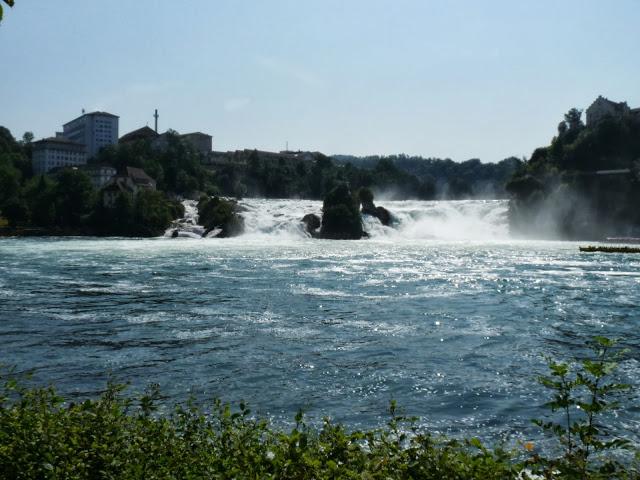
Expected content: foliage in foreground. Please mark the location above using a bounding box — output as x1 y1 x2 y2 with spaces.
531 337 639 479
0 337 638 479
0 381 519 480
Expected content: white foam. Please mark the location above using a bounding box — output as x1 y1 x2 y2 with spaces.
166 198 510 243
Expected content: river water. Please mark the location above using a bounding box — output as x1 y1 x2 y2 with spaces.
1 199 639 447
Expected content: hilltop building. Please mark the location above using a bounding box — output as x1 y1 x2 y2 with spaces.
102 166 156 208
586 96 640 125
63 111 119 158
119 126 212 156
181 132 212 155
150 131 213 155
119 126 159 145
32 137 87 175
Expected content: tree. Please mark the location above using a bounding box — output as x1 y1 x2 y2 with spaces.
564 108 584 131
2 196 29 226
557 121 568 136
133 190 172 236
53 169 95 227
21 131 33 144
0 161 21 205
26 175 57 226
0 0 15 23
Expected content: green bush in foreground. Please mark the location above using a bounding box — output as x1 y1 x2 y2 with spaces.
0 338 638 479
531 337 639 479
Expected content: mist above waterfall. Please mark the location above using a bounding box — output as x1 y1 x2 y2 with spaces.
168 199 509 242
365 200 509 241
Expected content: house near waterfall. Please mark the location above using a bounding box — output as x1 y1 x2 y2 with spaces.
102 166 156 207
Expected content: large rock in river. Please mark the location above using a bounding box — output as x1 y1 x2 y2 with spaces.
319 184 365 239
197 196 245 238
301 213 321 237
358 188 392 226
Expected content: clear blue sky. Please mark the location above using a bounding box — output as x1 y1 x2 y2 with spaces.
1 0 639 162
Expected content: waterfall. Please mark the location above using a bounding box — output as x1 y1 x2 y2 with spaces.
164 200 206 238
364 200 509 240
166 198 509 241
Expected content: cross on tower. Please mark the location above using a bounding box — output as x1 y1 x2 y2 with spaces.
154 109 159 133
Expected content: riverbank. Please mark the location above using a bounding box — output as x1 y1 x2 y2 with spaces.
0 379 520 479
1 355 636 480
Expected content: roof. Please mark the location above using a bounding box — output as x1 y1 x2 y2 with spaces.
125 166 155 185
63 111 119 127
33 137 86 148
103 177 136 194
119 126 159 143
80 163 117 172
182 132 212 138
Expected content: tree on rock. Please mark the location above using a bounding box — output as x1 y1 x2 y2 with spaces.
320 183 364 239
197 196 245 238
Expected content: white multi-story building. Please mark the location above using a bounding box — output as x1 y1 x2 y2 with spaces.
32 137 88 175
63 111 119 158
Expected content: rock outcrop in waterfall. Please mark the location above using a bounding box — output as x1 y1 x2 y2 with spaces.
197 196 245 238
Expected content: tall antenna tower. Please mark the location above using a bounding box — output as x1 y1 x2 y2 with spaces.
154 109 159 133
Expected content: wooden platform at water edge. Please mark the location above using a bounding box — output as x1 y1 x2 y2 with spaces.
579 245 640 253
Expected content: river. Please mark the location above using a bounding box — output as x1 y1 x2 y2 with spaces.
1 198 638 448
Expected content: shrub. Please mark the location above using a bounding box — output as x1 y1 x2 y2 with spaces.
1 337 638 479
530 337 637 479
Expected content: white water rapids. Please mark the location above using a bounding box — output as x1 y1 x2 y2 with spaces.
166 198 509 241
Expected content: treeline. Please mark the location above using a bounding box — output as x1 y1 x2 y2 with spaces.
209 150 522 201
0 127 183 237
210 151 436 200
507 109 640 239
333 154 523 199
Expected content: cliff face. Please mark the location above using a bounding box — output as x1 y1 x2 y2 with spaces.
507 110 640 240
508 173 640 240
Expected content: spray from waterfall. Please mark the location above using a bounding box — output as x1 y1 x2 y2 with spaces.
166 199 509 241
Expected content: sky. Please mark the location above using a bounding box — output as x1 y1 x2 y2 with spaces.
1 0 639 162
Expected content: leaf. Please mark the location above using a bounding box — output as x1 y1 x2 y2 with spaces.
592 336 616 348
548 361 569 377
469 437 483 449
582 360 605 377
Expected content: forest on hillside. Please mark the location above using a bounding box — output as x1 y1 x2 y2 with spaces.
507 109 640 239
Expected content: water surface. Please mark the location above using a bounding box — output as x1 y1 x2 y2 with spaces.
1 199 638 447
